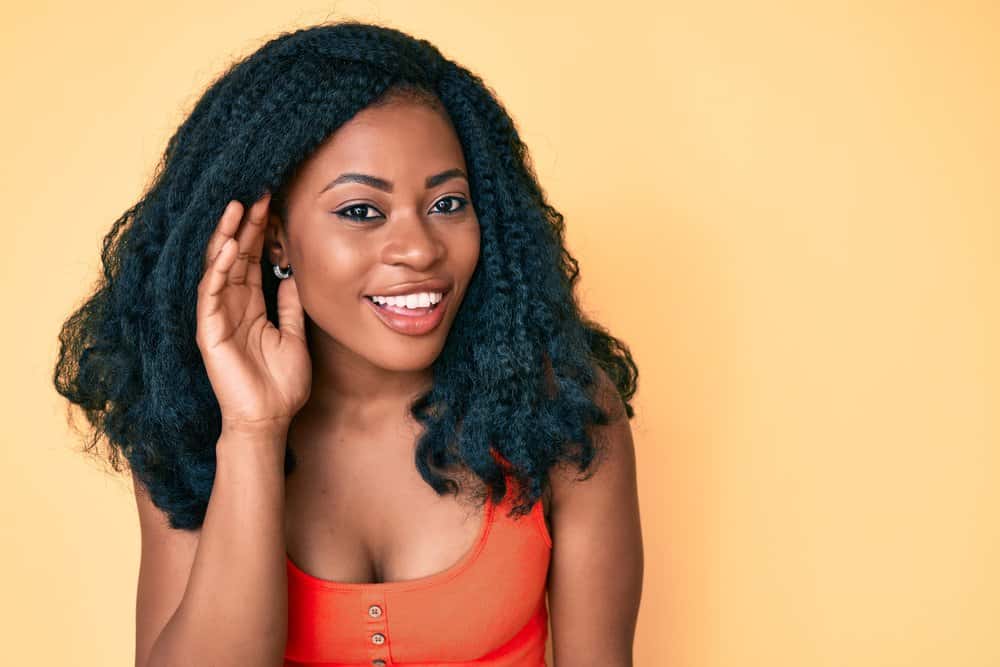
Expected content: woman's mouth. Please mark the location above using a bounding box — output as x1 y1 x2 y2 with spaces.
363 290 451 335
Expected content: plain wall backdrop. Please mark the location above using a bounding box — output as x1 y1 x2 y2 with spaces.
2 1 998 665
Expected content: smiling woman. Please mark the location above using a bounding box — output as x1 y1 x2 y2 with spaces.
52 19 642 667
264 97 480 358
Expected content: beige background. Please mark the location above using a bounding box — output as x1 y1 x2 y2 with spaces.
2 1 998 665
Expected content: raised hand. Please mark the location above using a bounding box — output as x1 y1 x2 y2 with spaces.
195 192 312 435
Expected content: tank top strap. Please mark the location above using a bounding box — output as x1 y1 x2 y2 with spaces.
487 445 552 548
488 444 512 469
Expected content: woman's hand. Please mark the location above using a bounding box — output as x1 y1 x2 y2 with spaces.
195 192 312 435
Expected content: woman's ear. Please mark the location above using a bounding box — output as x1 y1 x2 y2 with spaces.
264 210 289 266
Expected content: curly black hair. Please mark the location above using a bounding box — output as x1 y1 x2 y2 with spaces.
53 19 639 530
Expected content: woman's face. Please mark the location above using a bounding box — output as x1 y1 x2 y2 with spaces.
265 98 480 374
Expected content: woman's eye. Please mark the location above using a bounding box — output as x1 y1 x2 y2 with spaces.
334 204 382 222
432 196 469 215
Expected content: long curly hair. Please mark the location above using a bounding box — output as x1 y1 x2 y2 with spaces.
53 20 639 530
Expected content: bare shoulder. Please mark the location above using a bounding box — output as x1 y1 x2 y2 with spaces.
548 365 636 506
132 472 200 556
132 472 200 667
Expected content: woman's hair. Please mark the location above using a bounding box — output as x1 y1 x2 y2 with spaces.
53 20 639 530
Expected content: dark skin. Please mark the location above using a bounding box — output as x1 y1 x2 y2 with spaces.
190 96 643 663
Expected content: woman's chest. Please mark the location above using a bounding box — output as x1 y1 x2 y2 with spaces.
282 452 553 666
284 432 497 586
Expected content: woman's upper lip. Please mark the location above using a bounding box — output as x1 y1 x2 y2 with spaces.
365 278 453 297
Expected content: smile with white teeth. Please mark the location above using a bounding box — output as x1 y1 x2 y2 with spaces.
366 291 444 309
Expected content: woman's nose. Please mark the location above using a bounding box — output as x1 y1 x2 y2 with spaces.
381 211 444 267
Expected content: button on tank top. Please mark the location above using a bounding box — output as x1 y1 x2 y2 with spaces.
283 454 553 667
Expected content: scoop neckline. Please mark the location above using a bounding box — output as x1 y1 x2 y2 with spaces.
286 491 498 592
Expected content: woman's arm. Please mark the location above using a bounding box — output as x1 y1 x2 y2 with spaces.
546 369 644 666
134 427 289 667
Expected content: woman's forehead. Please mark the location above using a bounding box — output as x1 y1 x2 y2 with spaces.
300 103 466 184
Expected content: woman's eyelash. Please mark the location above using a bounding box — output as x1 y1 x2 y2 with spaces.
334 196 469 222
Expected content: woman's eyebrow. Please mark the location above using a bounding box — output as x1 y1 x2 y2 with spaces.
319 168 468 194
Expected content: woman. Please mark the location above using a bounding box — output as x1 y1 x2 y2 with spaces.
54 20 643 667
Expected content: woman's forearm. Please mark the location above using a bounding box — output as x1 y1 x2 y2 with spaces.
145 428 290 667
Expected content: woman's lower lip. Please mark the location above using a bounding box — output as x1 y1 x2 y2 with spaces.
364 291 450 336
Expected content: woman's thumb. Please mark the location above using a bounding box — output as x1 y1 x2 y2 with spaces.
276 275 306 340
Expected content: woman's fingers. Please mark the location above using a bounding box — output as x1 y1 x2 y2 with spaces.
229 192 271 287
203 200 244 273
276 274 306 341
196 192 272 339
198 237 240 322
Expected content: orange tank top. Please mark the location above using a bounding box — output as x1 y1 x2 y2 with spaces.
283 459 553 667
